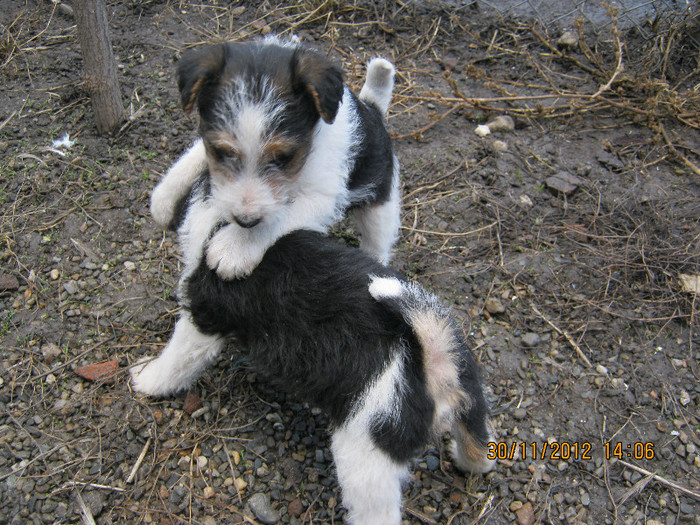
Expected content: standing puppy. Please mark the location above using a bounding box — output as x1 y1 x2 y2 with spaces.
134 177 495 525
151 37 400 279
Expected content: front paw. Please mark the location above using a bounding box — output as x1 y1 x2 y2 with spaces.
130 357 173 397
205 227 262 280
150 183 177 229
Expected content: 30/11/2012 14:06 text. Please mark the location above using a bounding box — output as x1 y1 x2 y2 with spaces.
487 442 656 461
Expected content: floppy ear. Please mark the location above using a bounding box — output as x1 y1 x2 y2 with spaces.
292 49 344 124
177 44 227 115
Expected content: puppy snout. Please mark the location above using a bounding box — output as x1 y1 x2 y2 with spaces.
234 215 262 228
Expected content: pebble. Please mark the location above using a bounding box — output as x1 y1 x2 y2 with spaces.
63 280 79 295
0 274 19 291
515 502 535 525
41 343 62 364
248 493 280 524
485 297 505 314
49 269 60 280
545 172 583 195
557 30 579 48
474 124 491 137
521 333 540 347
487 115 515 132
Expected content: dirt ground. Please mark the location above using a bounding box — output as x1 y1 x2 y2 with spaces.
1 1 699 524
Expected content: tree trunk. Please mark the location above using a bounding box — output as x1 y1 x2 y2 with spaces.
73 0 125 135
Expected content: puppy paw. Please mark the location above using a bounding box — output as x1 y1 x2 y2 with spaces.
150 183 178 228
130 357 174 397
205 227 262 280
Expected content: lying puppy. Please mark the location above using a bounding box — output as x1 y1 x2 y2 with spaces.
133 173 495 524
151 37 400 279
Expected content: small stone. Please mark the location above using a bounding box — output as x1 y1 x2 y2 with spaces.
49 269 60 280
510 500 523 512
191 406 209 419
519 194 533 207
515 502 535 525
487 115 515 132
42 343 62 364
234 478 248 491
596 150 625 171
679 390 691 406
596 364 609 375
123 261 136 271
0 274 19 291
288 498 303 517
521 333 540 347
183 391 202 414
474 124 491 137
231 6 245 15
197 456 208 470
484 297 505 314
557 30 579 48
581 492 590 506
231 450 241 465
513 408 528 420
545 172 582 195
203 486 215 499
248 493 280 524
63 280 79 295
440 55 458 71
493 140 508 151
74 360 118 382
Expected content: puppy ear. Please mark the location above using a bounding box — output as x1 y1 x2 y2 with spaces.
292 50 344 124
177 44 227 115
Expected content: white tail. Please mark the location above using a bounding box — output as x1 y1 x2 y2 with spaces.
359 58 395 115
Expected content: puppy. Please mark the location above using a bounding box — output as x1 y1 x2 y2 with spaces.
151 37 400 279
132 173 495 525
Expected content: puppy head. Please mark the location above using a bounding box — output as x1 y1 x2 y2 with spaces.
176 40 344 229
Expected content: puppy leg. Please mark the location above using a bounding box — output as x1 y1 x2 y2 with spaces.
131 313 224 397
331 422 408 525
151 139 207 229
352 159 401 264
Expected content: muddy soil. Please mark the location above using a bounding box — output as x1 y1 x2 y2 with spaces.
1 1 699 524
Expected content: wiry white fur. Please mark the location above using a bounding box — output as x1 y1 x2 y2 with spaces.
368 275 404 300
150 140 207 228
331 356 408 525
131 314 224 396
359 58 395 116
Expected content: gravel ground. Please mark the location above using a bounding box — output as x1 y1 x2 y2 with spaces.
1 1 699 524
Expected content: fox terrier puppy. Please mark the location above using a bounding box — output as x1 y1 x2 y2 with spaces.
132 171 495 524
150 37 400 279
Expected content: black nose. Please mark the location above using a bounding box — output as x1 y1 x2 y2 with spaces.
234 216 262 228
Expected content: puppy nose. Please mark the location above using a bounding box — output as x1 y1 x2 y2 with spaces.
234 215 262 228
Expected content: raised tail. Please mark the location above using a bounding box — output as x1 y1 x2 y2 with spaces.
359 58 395 115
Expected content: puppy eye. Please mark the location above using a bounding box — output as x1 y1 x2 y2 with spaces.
209 144 240 164
269 151 294 170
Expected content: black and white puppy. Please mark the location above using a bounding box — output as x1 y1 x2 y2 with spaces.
151 37 400 280
132 174 495 525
